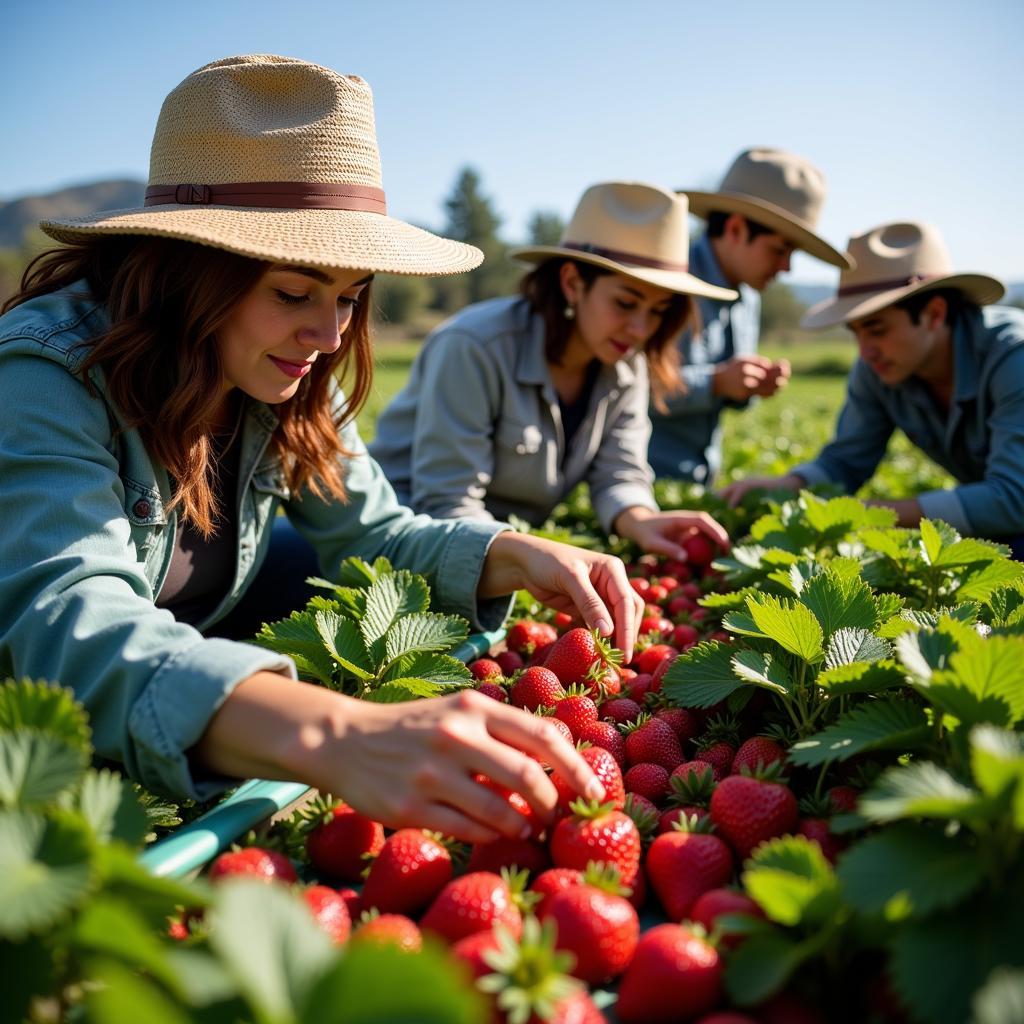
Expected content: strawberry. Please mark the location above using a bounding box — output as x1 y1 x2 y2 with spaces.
552 744 625 814
826 784 860 813
645 819 733 920
682 533 718 570
631 643 677 677
303 797 384 883
507 620 557 655
625 672 655 703
449 927 502 980
473 772 545 839
469 657 504 681
420 868 531 944
710 772 799 860
693 1014 760 1024
553 610 574 630
467 835 550 877
671 622 700 649
658 805 709 834
553 686 599 740
550 800 641 887
623 714 684 772
640 614 673 636
695 740 735 781
531 866 585 917
544 628 621 687
302 884 351 944
337 887 361 920
623 762 670 804
360 828 452 915
796 817 846 864
730 736 787 776
351 910 422 952
495 649 526 675
654 706 701 745
623 793 660 847
629 577 651 598
690 887 765 948
207 846 297 885
477 680 508 702
599 697 642 726
616 923 723 1022
544 882 640 984
510 666 565 711
528 640 556 666
576 719 627 767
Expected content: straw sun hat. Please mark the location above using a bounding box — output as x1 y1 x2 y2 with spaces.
681 148 851 270
40 54 482 277
801 221 1006 330
510 182 738 302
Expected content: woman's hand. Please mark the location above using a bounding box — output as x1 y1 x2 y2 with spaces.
614 506 730 563
194 674 606 845
478 532 644 662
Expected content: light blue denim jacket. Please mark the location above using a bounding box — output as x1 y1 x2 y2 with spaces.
647 235 761 483
791 306 1024 538
0 284 509 799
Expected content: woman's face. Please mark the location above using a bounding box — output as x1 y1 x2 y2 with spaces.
217 263 372 408
562 265 676 366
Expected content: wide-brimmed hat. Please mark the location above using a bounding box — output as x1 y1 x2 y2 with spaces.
40 54 482 277
801 221 1006 330
508 182 738 302
681 148 851 269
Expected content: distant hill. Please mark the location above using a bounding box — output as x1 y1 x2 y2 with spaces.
0 179 145 248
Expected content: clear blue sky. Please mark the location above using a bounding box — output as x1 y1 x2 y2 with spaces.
2 0 1021 284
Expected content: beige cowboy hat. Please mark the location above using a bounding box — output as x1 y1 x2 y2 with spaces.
40 54 482 277
681 148 852 269
508 182 738 302
801 221 1006 330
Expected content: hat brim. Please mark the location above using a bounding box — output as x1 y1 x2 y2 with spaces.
507 245 738 302
39 205 482 277
800 273 1007 330
681 189 852 270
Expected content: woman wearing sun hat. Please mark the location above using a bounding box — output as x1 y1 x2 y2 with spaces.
369 180 733 559
0 54 643 841
720 221 1024 551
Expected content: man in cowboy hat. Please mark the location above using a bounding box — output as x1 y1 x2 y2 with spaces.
719 221 1024 549
647 147 852 483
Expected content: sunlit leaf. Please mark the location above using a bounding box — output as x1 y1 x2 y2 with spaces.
747 594 824 663
858 762 988 823
662 642 743 708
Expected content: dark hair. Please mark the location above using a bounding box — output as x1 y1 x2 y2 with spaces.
518 258 696 411
892 287 969 327
705 211 775 243
4 238 373 537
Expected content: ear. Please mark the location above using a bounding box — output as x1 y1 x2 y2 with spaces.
724 213 749 244
923 293 948 329
559 260 584 305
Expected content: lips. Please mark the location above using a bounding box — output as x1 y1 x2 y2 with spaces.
610 340 632 356
268 355 313 379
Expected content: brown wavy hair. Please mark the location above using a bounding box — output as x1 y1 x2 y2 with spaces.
3 237 372 537
519 259 697 412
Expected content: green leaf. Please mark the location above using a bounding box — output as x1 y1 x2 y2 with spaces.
837 823 986 916
895 619 967 679
0 731 88 807
721 610 768 639
0 678 92 752
0 935 56 1024
661 642 744 708
0 808 95 939
788 698 930 767
873 592 905 622
336 555 389 588
919 518 946 564
67 768 150 846
724 930 818 1007
315 611 374 680
824 628 893 669
972 967 1024 1024
383 613 469 664
699 589 752 611
362 680 444 702
858 762 988 824
164 947 240 1008
860 527 908 561
800 571 877 640
742 835 840 928
209 878 337 1024
302 938 487 1024
803 493 895 536
253 612 337 686
382 652 472 689
97 844 211 928
816 659 906 695
934 536 1007 568
730 649 796 698
926 635 1024 728
969 725 1024 829
86 958 195 1024
747 594 824 664
361 571 431 661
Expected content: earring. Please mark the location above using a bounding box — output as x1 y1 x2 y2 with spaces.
564 304 575 320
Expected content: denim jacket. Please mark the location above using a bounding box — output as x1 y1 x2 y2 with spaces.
0 284 509 799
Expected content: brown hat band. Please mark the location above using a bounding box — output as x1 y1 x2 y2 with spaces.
837 273 942 298
562 241 689 273
144 182 387 213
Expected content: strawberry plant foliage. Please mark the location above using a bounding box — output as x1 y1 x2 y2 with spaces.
254 557 472 701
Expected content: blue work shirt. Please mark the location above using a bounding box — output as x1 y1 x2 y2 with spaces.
647 234 761 483
791 306 1024 538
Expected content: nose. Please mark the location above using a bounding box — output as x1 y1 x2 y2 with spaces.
299 305 345 354
627 308 656 343
779 251 792 274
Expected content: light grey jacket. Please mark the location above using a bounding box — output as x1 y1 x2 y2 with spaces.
369 297 658 532
0 285 510 801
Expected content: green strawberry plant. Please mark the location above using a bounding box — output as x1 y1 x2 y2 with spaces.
252 556 475 702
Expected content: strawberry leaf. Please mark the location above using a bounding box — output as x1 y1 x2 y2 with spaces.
0 679 92 753
824 628 893 669
661 642 744 708
315 611 374 681
361 680 444 702
64 769 149 846
0 732 88 808
382 653 472 689
788 697 930 767
860 527 909 561
747 594 824 664
253 612 338 686
724 929 821 1007
730 649 796 698
858 762 990 824
800 571 877 639
971 967 1024 1024
802 493 896 536
383 613 468 664
336 555 392 588
933 536 1008 568
836 822 985 916
957 559 1024 603
360 572 430 662
918 518 947 564
816 659 906 696
969 725 1024 829
923 634 1024 728
742 835 841 928
84 960 195 1024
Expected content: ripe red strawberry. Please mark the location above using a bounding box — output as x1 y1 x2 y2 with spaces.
529 640 556 666
826 784 860 813
600 696 642 726
360 828 452 915
531 866 585 917
473 772 545 839
544 883 640 984
645 822 733 920
351 911 422 953
495 649 525 675
544 627 621 686
690 887 765 948
554 687 599 740
510 665 566 711
449 927 502 980
507 620 558 655
468 657 503 681
207 846 297 885
623 762 670 804
304 799 384 883
623 714 684 772
710 773 799 860
552 744 625 813
640 614 673 636
654 706 701 745
576 719 627 767
696 740 735 781
420 869 528 944
337 887 361 920
467 835 550 877
616 923 723 1022
303 885 351 944
632 643 677 677
693 1014 760 1024
796 817 846 864
731 736 787 776
682 533 718 570
476 680 508 702
658 806 709 833
553 610 574 630
629 577 651 597
550 801 641 887
625 672 655 703
671 622 700 648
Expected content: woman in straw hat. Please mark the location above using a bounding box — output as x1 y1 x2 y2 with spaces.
0 54 642 840
370 181 732 561
720 221 1024 553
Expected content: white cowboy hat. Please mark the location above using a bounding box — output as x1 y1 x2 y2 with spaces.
40 54 482 277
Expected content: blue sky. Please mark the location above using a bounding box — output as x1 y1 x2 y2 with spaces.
2 0 1021 283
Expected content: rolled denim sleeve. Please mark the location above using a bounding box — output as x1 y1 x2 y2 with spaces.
789 361 896 493
0 352 297 800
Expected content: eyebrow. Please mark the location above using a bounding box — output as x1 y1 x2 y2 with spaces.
274 265 375 288
618 283 671 305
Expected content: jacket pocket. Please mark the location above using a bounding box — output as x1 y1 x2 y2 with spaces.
495 421 543 455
